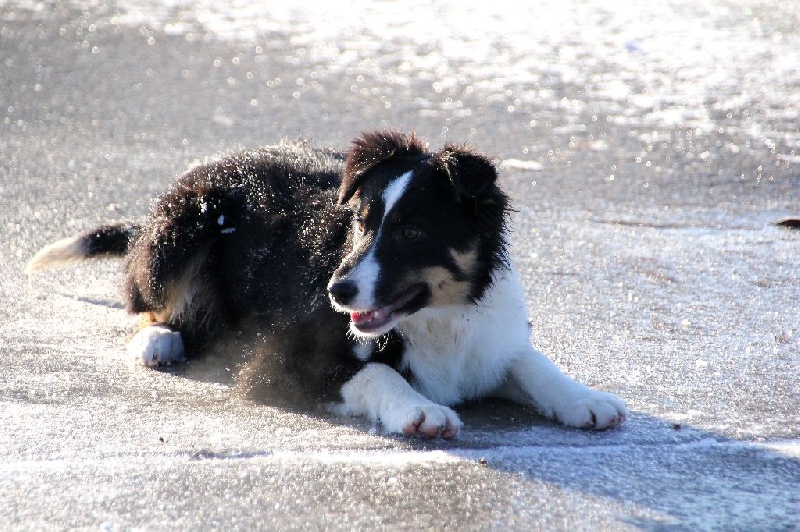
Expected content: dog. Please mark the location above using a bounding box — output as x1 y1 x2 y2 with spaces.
27 131 626 438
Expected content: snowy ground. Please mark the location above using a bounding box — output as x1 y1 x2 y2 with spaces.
1 0 798 529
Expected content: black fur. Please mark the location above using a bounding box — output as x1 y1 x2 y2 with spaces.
335 134 509 308
122 141 373 401
82 224 139 258
339 130 429 205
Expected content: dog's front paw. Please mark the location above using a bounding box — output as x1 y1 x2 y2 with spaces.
384 403 462 439
554 389 627 430
128 325 186 367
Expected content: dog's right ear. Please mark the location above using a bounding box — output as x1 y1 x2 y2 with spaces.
338 131 427 205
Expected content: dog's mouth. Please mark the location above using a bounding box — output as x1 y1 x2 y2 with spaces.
350 284 427 336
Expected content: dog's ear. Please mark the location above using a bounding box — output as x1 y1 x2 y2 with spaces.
433 144 498 200
338 131 427 205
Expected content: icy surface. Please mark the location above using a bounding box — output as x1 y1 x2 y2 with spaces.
1 0 798 529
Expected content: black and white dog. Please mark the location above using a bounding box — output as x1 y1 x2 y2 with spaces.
27 131 626 438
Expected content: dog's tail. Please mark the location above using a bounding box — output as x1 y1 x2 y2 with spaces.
25 223 139 274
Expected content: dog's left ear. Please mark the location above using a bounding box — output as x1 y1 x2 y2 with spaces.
433 144 498 200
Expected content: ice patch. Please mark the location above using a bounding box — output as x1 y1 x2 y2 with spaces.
181 438 800 466
27 0 798 150
269 449 462 466
501 159 544 171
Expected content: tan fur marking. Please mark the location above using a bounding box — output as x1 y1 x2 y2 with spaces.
139 312 160 329
406 247 479 307
419 269 469 307
451 247 478 277
137 251 217 330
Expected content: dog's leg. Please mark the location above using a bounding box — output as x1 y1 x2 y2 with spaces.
334 363 462 438
503 347 626 429
128 324 186 367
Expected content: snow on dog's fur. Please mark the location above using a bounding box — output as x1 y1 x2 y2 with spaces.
27 131 626 437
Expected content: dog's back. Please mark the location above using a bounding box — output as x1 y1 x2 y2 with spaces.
123 142 349 345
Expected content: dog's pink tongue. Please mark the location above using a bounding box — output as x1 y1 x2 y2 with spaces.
351 310 375 324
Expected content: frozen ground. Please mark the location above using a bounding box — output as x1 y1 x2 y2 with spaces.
1 0 798 529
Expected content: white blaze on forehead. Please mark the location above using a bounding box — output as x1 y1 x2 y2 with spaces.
342 170 414 312
381 170 413 221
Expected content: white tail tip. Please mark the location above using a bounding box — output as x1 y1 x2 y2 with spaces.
25 235 89 274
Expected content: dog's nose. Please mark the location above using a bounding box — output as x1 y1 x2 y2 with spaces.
328 280 358 306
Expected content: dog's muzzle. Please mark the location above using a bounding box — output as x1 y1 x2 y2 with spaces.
328 279 358 307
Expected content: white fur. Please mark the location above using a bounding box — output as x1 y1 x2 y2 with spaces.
343 248 380 311
396 268 530 406
351 341 375 362
340 171 414 312
25 235 88 273
381 170 413 219
340 264 626 433
335 363 462 437
128 325 186 367
502 353 627 429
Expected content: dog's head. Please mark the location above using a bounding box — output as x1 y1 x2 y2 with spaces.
328 131 509 338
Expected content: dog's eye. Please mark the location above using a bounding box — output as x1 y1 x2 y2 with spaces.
401 225 423 240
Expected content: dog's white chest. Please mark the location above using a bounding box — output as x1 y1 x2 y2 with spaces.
397 271 531 405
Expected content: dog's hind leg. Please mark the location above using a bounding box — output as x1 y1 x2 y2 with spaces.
128 323 186 367
123 187 238 362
